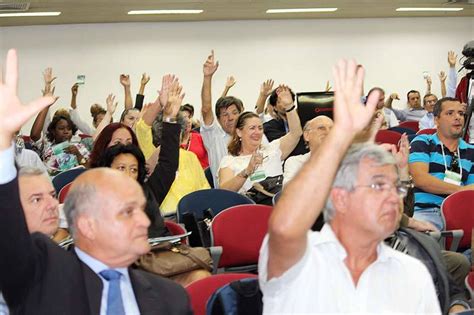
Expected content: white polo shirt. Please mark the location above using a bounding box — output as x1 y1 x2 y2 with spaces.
258 224 441 314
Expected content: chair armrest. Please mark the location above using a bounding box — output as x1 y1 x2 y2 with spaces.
208 246 222 274
429 230 464 251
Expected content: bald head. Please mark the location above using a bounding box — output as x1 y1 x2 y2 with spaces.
303 116 334 151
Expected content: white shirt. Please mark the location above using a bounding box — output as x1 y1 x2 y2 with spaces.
69 108 95 136
218 140 282 193
283 152 309 186
74 247 141 315
200 119 232 187
15 148 47 173
258 224 441 315
419 112 436 131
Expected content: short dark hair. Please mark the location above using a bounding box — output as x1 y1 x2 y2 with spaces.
181 104 194 117
46 115 78 143
215 96 244 118
268 88 295 106
433 97 459 117
406 90 420 100
98 144 147 185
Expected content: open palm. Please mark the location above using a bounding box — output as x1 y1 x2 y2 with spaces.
0 50 54 148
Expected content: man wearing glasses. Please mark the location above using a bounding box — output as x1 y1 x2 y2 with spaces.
409 97 474 230
259 60 439 314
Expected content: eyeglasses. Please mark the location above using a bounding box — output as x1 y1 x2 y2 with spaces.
353 182 408 198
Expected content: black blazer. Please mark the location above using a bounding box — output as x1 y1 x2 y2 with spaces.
0 177 192 315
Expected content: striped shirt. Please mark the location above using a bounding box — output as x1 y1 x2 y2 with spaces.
409 133 474 211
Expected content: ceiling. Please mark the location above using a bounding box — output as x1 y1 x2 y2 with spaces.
0 0 472 27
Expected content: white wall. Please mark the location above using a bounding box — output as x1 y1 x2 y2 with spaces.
0 17 472 133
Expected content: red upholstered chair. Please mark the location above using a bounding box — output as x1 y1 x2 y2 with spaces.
416 128 437 135
186 273 257 315
210 204 272 273
164 220 189 245
58 182 73 203
440 190 474 251
399 120 419 133
78 134 92 139
375 129 402 146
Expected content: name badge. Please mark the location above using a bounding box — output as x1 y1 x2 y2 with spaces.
250 169 266 182
444 170 462 186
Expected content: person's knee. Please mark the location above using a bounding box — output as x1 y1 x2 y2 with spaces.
441 250 470 287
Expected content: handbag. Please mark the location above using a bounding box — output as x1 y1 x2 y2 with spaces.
135 242 213 278
245 175 283 205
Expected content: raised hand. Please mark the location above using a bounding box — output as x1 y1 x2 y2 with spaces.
390 93 400 100
203 50 219 77
260 79 274 96
325 80 332 92
425 75 432 86
71 83 79 97
0 49 56 149
332 60 377 134
106 94 118 114
141 73 150 86
395 133 409 170
448 51 457 68
120 74 130 87
438 71 447 82
163 81 185 119
43 67 56 85
158 74 177 108
276 85 294 110
225 76 236 88
245 151 264 175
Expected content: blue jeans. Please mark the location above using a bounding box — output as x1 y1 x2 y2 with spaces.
413 207 444 231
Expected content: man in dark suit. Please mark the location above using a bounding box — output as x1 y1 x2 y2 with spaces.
0 49 192 315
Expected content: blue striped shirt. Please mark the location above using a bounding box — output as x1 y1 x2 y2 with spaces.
409 133 474 211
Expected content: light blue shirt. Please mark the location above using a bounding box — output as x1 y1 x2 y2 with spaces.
75 246 141 315
418 112 436 130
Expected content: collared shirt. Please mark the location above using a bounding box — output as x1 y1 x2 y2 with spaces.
258 224 440 314
419 112 436 130
74 247 141 315
383 108 399 128
409 133 474 211
200 119 232 186
392 108 426 122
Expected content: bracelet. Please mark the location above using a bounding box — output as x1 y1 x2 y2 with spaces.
163 116 177 123
238 169 250 179
285 105 296 113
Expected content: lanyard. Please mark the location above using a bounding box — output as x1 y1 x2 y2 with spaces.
440 143 462 178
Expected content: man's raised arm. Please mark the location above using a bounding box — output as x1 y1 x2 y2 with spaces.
201 50 219 126
266 60 379 280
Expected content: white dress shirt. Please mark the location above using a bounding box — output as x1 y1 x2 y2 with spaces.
258 224 441 314
283 152 309 186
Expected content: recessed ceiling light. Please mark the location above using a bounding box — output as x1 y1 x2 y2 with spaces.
0 11 61 17
266 8 338 14
128 9 203 15
396 7 464 12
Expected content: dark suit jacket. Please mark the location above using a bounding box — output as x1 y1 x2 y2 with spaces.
0 177 192 315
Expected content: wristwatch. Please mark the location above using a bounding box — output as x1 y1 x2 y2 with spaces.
285 105 296 113
238 169 250 179
163 116 177 123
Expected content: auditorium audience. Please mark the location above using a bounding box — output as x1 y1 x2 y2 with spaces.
0 49 191 313
259 60 440 313
180 106 209 169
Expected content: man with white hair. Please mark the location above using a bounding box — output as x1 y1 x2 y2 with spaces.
258 60 440 314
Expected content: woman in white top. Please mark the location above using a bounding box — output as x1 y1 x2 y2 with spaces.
218 86 302 202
